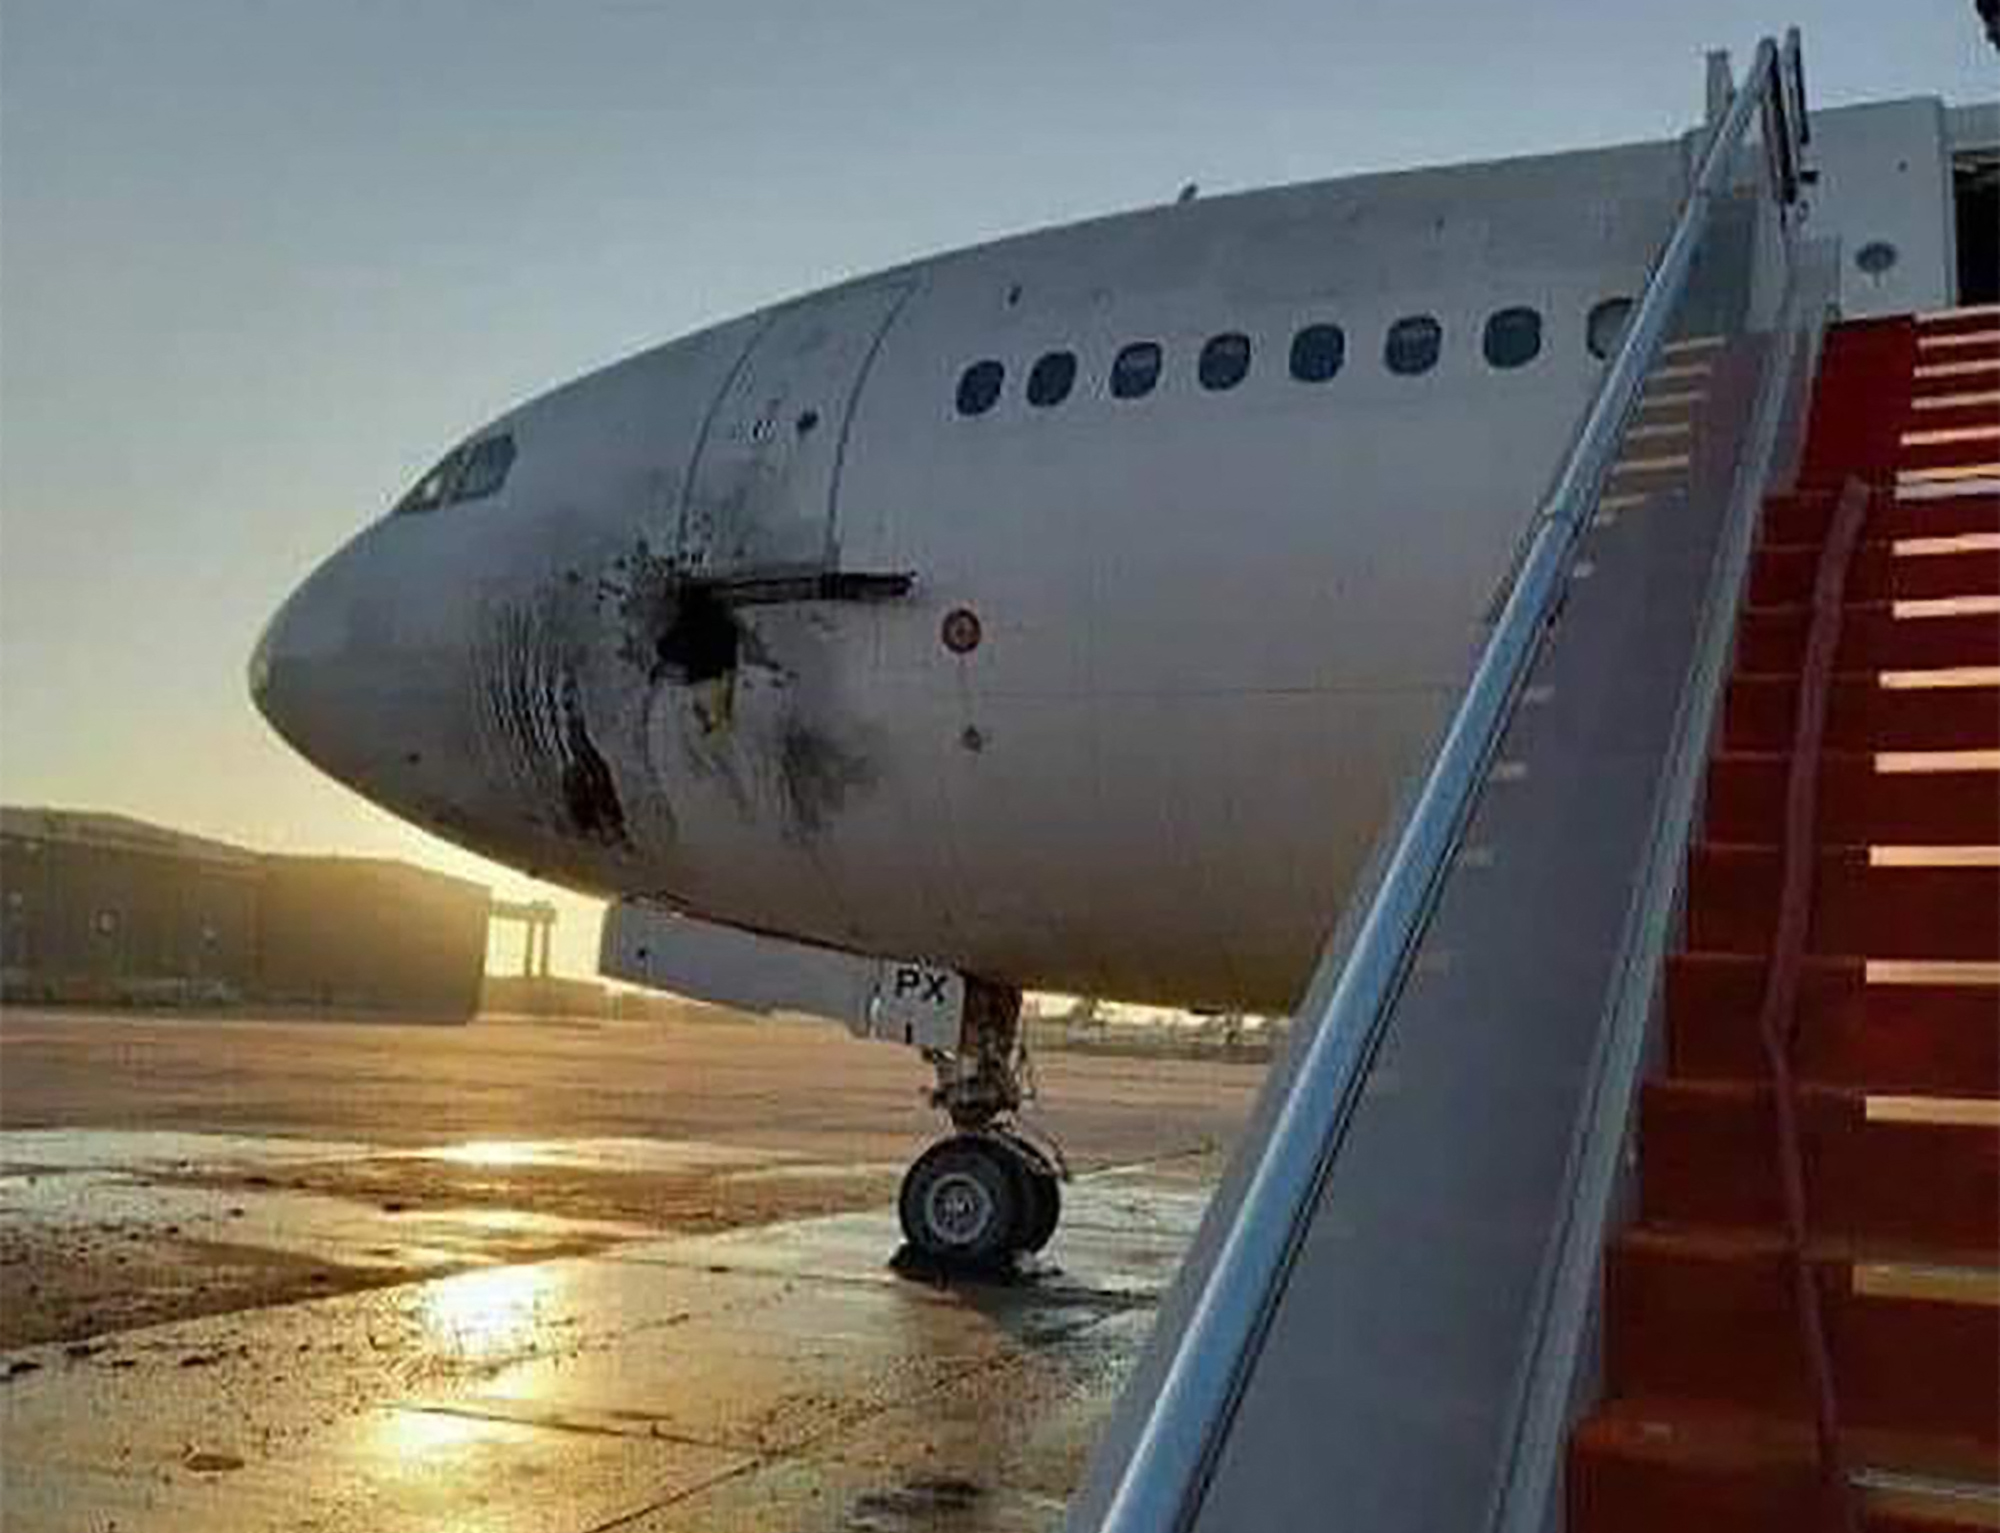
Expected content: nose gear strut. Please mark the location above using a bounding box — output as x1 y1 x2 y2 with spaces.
898 979 1066 1267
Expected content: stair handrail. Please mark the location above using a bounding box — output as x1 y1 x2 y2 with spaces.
1092 35 1806 1533
1763 477 1870 1533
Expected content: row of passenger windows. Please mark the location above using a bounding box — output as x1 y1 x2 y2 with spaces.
954 298 1636 416
394 433 518 515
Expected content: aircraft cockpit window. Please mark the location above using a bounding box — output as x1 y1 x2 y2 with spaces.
1482 307 1543 370
1289 323 1346 383
452 434 517 502
1111 342 1162 400
956 360 1005 416
1027 350 1078 408
1198 332 1252 391
1384 316 1443 376
392 449 465 516
1586 297 1635 361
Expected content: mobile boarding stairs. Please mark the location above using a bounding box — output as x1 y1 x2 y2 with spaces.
1073 32 2000 1533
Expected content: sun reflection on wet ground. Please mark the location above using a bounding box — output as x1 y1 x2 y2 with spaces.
410 1138 780 1172
373 1400 494 1462
422 1141 550 1168
414 1260 567 1367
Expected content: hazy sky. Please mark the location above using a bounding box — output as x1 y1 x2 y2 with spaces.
1 0 1990 976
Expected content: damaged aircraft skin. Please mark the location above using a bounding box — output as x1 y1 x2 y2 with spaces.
253 139 1703 1013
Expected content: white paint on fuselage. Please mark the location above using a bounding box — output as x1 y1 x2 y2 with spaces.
257 136 1694 1011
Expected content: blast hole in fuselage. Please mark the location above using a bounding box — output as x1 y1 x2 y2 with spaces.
656 584 741 683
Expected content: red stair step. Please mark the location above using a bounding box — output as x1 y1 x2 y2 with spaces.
1762 490 2000 546
1915 335 2000 367
1735 602 2000 675
1919 309 2000 338
1913 361 2000 400
1723 673 2000 752
1870 1500 2000 1533
1901 399 2000 435
1603 1228 2000 1442
1569 1400 2000 1533
1901 435 2000 474
1687 843 2000 961
1637 1078 1999 1250
1568 1404 1838 1533
1703 750 2000 845
1749 541 2000 606
1667 952 2000 1094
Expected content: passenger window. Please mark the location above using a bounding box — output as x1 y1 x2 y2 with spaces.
1026 350 1077 408
1482 307 1543 370
1384 316 1442 376
1586 297 1635 361
1111 341 1162 400
394 448 464 515
452 434 517 501
956 360 1005 417
1198 332 1252 391
1289 323 1346 383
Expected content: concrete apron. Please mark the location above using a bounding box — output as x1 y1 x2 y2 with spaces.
0 1132 1214 1533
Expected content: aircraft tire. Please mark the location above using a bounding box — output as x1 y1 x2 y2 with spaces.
992 1133 1060 1254
898 1134 1025 1268
1015 1158 1061 1254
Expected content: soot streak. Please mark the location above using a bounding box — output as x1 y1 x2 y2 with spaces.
558 670 627 845
777 718 874 839
475 598 632 850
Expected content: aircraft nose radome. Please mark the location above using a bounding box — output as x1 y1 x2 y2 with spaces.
249 556 363 776
247 614 278 718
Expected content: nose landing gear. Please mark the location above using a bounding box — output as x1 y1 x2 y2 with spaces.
896 981 1066 1268
897 1129 1061 1267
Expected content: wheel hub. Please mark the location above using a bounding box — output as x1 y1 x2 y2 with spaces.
925 1169 995 1245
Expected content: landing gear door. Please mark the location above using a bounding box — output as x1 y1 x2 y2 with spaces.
680 280 915 578
866 962 966 1051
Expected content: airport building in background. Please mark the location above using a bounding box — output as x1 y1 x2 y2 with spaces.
0 807 491 1019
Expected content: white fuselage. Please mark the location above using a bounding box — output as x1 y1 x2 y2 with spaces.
255 137 1699 1010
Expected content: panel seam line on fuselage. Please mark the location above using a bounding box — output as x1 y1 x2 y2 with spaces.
823 279 924 568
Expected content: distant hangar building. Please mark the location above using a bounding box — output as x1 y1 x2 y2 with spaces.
0 807 491 1020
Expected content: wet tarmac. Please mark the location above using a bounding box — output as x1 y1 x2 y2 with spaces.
0 1129 1219 1531
0 1009 1255 1528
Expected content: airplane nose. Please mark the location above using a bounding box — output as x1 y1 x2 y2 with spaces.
248 547 371 782
247 616 276 718
250 519 510 846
